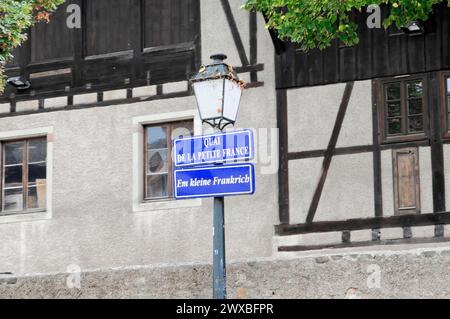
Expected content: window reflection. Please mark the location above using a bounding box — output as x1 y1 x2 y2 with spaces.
2 138 47 213
145 121 193 200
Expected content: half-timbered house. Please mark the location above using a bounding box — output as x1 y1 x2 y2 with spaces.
0 0 450 298
273 3 450 252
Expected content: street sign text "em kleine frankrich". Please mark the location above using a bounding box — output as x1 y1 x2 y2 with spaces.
173 130 254 167
174 164 255 199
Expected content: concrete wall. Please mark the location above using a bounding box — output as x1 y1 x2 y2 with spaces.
0 0 279 277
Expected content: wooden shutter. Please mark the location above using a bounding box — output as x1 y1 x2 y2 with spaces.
392 148 421 215
1 0 201 102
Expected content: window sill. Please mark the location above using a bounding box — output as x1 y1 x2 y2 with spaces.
381 135 428 145
0 210 51 224
132 198 202 213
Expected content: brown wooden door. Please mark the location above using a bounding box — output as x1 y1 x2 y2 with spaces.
392 147 421 215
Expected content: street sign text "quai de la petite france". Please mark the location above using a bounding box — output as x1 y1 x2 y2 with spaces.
173 130 254 167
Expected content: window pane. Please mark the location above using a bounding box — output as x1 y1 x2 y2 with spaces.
409 116 424 133
147 126 167 149
28 139 47 163
28 182 46 210
408 98 423 115
447 78 449 94
28 162 46 184
387 101 401 117
407 81 423 98
3 188 23 212
4 142 24 165
172 121 194 140
4 165 23 188
146 174 168 198
147 149 168 174
387 118 402 135
386 83 401 100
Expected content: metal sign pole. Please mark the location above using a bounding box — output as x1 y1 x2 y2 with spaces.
173 128 255 299
213 123 226 300
213 195 226 299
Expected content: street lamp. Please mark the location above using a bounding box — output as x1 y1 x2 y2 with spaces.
191 54 245 131
401 21 424 35
190 54 245 299
7 76 31 90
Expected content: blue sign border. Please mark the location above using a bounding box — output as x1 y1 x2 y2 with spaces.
172 129 254 167
173 163 255 199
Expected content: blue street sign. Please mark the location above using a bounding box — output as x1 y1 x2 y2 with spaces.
173 130 254 167
174 164 255 199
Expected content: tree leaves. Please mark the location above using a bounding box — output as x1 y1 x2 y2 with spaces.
244 0 448 51
0 0 65 93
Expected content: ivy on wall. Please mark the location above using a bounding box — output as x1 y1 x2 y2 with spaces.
0 0 65 93
244 0 449 51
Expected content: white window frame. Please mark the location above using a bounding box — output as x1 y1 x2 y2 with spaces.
0 126 53 224
132 110 202 213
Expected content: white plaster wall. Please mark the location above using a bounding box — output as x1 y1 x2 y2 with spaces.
289 158 322 224
444 145 450 210
315 152 374 221
0 0 278 276
336 81 373 148
419 147 433 215
287 80 372 152
287 83 344 152
289 153 374 224
381 149 395 216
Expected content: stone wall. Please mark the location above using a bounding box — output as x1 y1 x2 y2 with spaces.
2 244 450 299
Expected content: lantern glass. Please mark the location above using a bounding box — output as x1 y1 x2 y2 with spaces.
191 54 244 130
222 78 242 123
192 79 225 122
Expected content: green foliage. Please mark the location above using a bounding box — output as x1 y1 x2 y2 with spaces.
0 0 65 93
243 0 450 51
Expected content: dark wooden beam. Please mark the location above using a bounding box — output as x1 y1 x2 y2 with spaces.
10 100 16 113
428 72 446 213
287 140 431 160
276 211 450 236
428 71 446 238
0 90 192 119
288 145 373 160
220 0 250 66
278 236 450 252
379 139 430 150
244 81 264 89
277 89 289 224
262 13 287 55
372 80 383 217
234 63 264 74
305 82 354 223
249 9 258 83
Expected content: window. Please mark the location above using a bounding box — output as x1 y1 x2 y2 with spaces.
144 121 193 200
447 77 450 127
442 73 450 135
1 138 47 213
392 148 421 215
379 77 427 143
